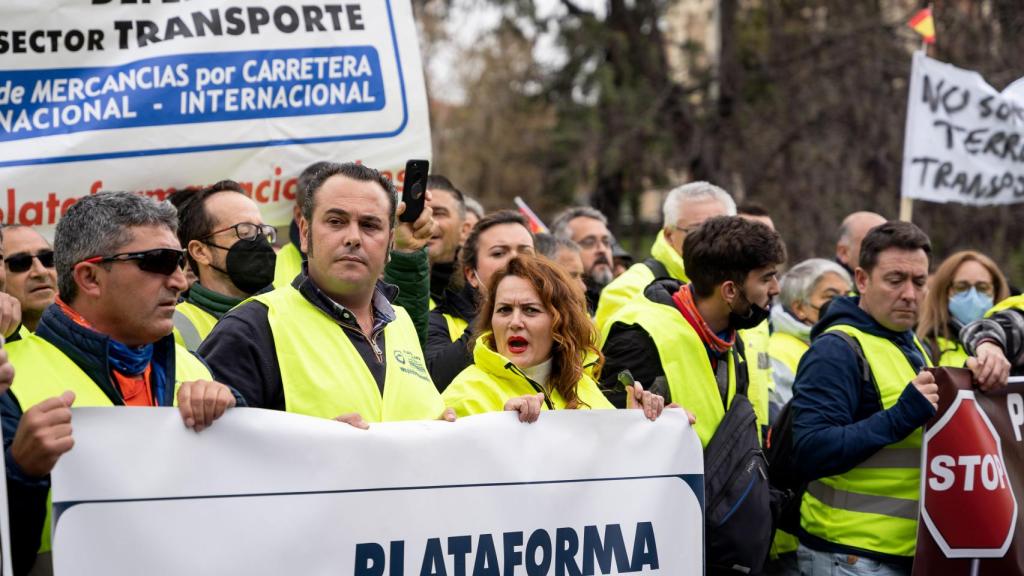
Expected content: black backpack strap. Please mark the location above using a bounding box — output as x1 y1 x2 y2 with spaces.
828 330 876 395
732 334 750 397
643 257 670 280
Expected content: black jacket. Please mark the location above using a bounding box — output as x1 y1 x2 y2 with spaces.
425 282 478 392
600 279 750 409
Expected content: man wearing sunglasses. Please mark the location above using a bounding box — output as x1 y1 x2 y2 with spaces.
2 225 58 333
201 162 451 427
170 180 277 352
1 192 241 576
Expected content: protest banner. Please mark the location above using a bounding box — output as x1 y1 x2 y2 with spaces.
914 370 1024 575
50 408 704 575
0 0 431 235
900 52 1024 206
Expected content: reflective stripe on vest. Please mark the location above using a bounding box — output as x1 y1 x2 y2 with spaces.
172 301 219 352
8 333 208 556
443 313 469 343
252 285 445 422
272 242 303 289
799 325 932 557
599 297 739 448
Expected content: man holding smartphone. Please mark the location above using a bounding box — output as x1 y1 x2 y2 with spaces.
200 162 452 426
274 160 436 343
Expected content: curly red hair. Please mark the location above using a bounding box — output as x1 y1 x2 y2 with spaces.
475 255 603 408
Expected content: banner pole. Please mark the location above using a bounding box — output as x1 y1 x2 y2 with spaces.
900 6 931 225
899 197 914 222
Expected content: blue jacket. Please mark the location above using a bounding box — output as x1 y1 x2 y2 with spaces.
790 296 935 483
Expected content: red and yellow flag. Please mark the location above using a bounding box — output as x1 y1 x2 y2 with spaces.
908 7 936 45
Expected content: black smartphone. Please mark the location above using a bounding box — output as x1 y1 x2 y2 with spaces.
399 159 429 223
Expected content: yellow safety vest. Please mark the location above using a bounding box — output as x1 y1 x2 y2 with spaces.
986 294 1024 317
172 301 219 352
800 325 932 558
272 242 303 289
252 285 445 422
593 230 687 334
739 320 772 429
8 333 210 555
599 297 744 448
765 330 808 558
768 331 809 376
443 335 612 417
443 313 469 343
934 336 969 368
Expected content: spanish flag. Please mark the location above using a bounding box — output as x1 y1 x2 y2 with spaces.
908 7 936 45
513 197 550 234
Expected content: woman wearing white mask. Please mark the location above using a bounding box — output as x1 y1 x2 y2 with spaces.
917 251 1010 367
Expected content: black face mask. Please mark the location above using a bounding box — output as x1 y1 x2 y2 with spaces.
728 289 770 331
209 237 277 295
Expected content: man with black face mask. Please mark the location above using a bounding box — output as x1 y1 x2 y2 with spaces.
598 216 785 448
170 181 277 351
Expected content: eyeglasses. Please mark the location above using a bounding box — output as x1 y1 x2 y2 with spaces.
202 222 277 244
80 248 186 276
951 281 994 296
5 250 55 273
577 236 613 250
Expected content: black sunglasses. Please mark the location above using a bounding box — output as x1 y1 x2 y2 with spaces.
80 248 186 276
5 250 55 273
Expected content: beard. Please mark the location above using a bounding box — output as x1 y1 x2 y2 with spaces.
588 265 614 287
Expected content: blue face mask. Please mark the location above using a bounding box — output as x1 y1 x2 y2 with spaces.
948 288 994 325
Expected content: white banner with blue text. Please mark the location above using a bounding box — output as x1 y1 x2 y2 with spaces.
51 408 704 575
0 0 431 234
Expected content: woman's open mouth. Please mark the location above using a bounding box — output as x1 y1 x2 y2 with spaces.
507 336 529 354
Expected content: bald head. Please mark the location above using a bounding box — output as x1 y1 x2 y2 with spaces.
836 211 886 271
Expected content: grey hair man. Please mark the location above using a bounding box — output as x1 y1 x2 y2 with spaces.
594 180 736 333
4 192 238 576
551 206 614 313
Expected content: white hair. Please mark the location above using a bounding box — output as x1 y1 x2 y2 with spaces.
779 258 852 307
662 181 736 228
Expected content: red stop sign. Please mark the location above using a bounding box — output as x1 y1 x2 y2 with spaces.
922 390 1017 558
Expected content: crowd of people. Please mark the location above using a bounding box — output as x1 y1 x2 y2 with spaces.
1 161 1023 576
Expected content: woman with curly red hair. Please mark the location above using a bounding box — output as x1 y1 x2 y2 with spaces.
442 255 670 421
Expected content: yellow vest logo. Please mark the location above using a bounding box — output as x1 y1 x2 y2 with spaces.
393 349 430 381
